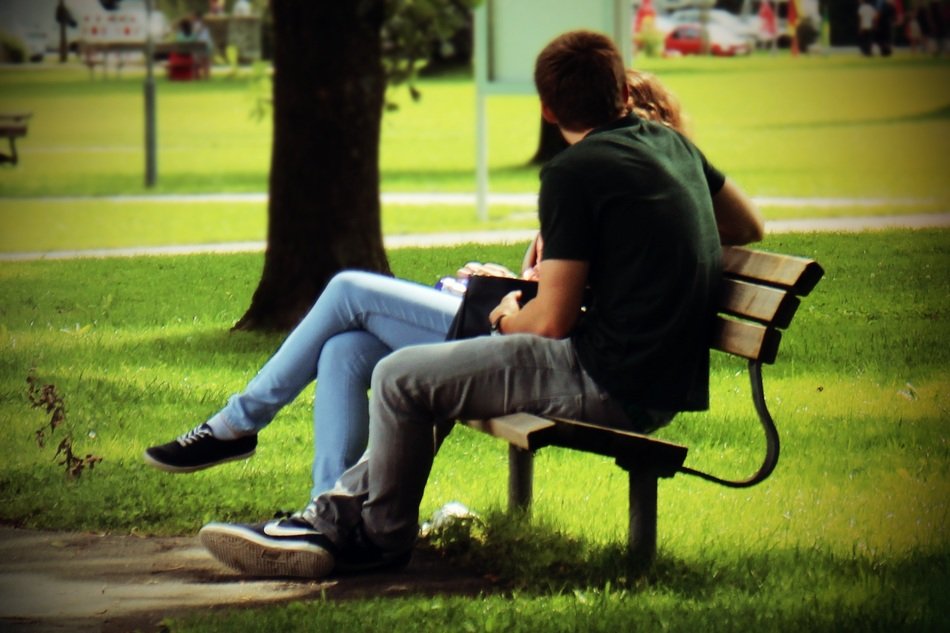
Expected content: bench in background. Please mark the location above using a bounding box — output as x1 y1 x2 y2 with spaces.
79 41 211 79
0 113 32 165
462 246 824 567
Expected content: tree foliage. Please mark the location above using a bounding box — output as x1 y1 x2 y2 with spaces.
382 0 478 97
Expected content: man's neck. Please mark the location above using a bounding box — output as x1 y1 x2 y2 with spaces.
561 127 592 145
560 114 628 146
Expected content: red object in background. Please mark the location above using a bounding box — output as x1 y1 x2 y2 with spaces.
759 0 777 37
664 24 751 57
787 0 799 27
167 53 195 81
634 0 657 32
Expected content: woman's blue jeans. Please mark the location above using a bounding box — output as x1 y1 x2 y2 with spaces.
206 271 461 497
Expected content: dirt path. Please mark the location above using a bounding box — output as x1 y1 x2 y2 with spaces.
0 526 491 633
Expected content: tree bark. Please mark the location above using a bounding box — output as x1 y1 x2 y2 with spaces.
234 0 392 332
528 117 568 165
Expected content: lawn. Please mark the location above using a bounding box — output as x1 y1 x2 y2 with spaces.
0 48 947 631
0 230 947 631
0 53 948 253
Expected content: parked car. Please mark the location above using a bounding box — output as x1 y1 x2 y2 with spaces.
664 23 752 57
670 8 762 46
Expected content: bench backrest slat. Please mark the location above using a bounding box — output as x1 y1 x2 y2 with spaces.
722 246 824 296
719 278 800 328
714 247 823 363
711 316 781 363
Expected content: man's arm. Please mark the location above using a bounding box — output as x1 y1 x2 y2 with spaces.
489 259 588 338
713 178 765 245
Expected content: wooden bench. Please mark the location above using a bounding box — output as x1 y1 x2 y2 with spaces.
0 112 32 165
79 41 211 79
462 246 824 566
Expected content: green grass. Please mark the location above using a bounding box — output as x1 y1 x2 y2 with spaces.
0 54 948 254
1 51 948 630
0 230 947 630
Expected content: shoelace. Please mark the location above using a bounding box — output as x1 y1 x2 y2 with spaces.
176 425 213 447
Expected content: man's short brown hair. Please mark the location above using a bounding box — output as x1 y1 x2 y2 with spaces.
534 30 627 132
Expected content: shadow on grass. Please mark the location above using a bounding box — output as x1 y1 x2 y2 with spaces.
423 510 949 601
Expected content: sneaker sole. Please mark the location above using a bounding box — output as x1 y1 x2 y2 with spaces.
142 448 256 473
199 523 335 579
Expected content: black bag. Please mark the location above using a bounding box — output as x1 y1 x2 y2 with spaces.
446 276 539 340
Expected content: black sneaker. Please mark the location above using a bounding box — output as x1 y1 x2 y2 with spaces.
296 504 413 573
143 423 257 473
199 517 336 578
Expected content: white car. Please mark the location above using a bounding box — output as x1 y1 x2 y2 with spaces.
5 23 48 62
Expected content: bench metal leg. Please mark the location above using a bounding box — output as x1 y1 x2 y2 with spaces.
0 137 18 165
508 445 533 513
628 469 658 566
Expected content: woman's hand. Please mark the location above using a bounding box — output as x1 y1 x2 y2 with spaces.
457 262 518 279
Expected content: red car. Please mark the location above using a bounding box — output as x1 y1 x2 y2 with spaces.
664 23 752 57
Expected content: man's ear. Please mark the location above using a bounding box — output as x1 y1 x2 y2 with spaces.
541 103 558 125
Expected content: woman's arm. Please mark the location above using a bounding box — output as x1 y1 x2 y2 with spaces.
520 233 544 280
713 178 765 245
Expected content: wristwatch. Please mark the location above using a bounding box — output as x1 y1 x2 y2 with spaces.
490 314 505 336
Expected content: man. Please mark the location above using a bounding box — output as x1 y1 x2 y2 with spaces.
197 30 763 578
876 0 898 57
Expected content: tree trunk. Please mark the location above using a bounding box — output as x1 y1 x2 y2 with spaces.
528 117 568 165
234 0 392 332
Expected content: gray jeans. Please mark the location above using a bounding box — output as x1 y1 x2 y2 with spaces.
303 334 643 554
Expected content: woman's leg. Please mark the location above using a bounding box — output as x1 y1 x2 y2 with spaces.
208 271 460 438
310 331 389 497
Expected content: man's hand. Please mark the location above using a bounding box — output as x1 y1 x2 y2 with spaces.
488 290 523 332
491 259 588 338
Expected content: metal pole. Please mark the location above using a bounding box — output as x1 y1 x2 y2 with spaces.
474 4 489 223
57 0 68 63
700 1 711 56
475 92 489 223
144 0 157 187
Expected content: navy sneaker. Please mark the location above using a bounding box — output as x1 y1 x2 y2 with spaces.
199 517 336 579
143 423 257 473
332 525 413 574
296 504 413 573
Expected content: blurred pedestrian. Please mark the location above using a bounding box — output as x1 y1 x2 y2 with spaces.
907 6 925 52
857 0 878 56
876 0 898 57
929 0 947 56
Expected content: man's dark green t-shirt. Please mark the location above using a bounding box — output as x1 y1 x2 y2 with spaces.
538 113 724 414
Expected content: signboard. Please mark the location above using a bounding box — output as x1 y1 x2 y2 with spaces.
79 10 145 42
474 0 633 219
476 0 633 93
